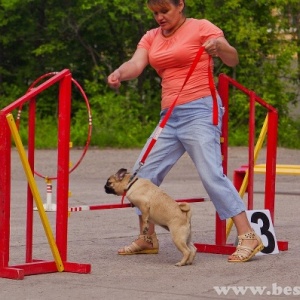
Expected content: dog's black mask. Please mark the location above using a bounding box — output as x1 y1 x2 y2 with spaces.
104 180 116 195
104 168 128 195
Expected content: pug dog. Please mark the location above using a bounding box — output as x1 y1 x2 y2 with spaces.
104 168 196 266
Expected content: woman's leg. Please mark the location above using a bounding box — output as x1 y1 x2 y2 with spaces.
177 97 263 261
232 211 253 235
178 97 245 220
228 212 264 262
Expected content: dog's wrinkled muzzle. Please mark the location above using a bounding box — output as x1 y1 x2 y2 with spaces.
104 181 116 195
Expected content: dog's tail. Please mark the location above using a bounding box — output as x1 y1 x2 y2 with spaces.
178 202 192 232
178 202 190 212
178 202 192 223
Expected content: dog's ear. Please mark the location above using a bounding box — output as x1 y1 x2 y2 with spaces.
115 168 128 181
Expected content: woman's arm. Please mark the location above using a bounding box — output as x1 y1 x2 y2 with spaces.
203 36 239 67
107 48 149 89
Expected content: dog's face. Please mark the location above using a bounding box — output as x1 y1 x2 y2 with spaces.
104 168 129 196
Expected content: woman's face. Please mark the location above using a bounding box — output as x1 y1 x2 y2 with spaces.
148 1 184 32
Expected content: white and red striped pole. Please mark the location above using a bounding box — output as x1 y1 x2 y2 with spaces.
34 178 57 212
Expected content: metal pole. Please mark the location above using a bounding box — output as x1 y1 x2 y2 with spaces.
215 74 229 245
56 72 72 261
247 92 256 210
26 97 36 263
0 113 11 268
265 110 278 222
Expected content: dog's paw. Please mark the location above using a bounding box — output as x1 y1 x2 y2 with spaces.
175 261 194 266
175 261 190 267
187 246 197 265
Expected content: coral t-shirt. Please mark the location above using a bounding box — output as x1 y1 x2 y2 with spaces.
137 18 223 110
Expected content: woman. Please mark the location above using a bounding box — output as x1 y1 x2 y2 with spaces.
107 0 264 262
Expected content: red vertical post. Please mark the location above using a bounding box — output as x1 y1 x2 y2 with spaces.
265 110 278 222
25 98 36 263
215 74 229 245
247 92 256 210
56 72 72 261
218 74 229 175
0 113 12 268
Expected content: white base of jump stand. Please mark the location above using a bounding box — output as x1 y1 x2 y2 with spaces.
34 183 57 212
34 202 57 212
33 180 57 212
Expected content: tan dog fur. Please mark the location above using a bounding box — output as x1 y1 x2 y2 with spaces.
104 168 196 266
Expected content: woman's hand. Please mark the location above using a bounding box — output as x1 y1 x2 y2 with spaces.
203 37 239 67
203 38 219 57
107 69 122 89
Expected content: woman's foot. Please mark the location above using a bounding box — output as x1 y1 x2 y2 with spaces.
228 229 264 262
118 233 159 255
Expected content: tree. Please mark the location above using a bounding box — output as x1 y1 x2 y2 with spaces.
0 0 299 148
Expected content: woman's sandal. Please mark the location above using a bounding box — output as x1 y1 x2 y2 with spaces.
118 233 159 255
228 229 264 262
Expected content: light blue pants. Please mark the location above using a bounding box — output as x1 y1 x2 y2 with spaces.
132 96 245 220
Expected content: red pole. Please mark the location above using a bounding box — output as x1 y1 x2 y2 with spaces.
265 110 278 222
56 72 72 261
0 113 12 268
25 97 36 263
247 92 256 210
218 74 229 175
215 74 229 245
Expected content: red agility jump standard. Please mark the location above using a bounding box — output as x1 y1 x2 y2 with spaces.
0 70 91 280
194 74 288 254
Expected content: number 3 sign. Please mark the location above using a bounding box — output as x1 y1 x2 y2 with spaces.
246 210 279 255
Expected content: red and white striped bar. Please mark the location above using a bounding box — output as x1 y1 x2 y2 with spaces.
68 197 208 212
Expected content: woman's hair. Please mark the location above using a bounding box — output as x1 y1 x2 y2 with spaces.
147 0 186 12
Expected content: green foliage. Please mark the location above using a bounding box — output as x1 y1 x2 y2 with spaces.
86 89 159 148
277 116 300 148
1 0 300 149
18 115 58 149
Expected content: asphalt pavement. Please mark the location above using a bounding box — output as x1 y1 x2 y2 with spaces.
0 147 299 299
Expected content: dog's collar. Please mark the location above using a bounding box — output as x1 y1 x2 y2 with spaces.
121 177 138 207
124 177 138 192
